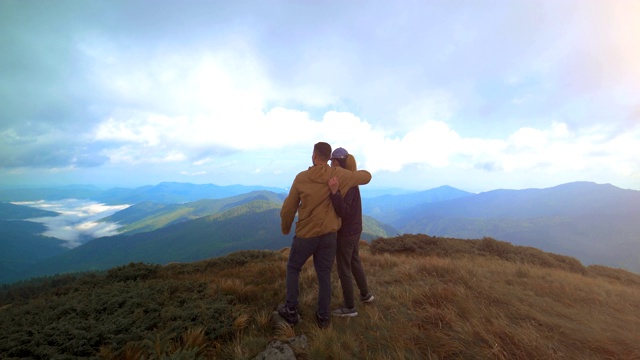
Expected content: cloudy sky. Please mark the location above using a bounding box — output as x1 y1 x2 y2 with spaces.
1 0 639 193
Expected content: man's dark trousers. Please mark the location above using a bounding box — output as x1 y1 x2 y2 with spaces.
285 232 337 319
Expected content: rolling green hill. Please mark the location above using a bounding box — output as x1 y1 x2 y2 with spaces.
0 201 59 219
102 190 395 238
20 198 396 281
102 191 286 234
0 203 67 283
362 215 398 240
23 200 291 279
6 192 396 283
0 220 68 283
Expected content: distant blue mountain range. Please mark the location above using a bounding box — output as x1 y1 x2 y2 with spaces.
1 181 638 284
0 182 288 204
363 182 640 272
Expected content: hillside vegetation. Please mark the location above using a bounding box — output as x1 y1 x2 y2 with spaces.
1 235 639 359
7 199 395 283
102 191 287 235
0 202 59 219
102 192 394 239
21 201 291 280
0 219 68 283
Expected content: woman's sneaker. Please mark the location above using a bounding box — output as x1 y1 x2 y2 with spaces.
360 293 375 303
332 306 358 317
277 304 299 325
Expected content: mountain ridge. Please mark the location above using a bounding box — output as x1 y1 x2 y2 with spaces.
22 200 291 279
362 185 473 222
17 199 397 282
101 190 286 234
0 202 59 219
2 181 638 283
372 182 640 272
0 182 288 204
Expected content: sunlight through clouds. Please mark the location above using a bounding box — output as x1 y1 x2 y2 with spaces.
1 1 639 191
91 99 639 190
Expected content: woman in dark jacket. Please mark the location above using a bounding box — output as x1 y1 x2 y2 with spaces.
328 147 374 317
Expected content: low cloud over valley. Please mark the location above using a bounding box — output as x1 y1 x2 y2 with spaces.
14 199 130 248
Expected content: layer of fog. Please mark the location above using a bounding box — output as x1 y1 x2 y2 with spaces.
14 199 130 248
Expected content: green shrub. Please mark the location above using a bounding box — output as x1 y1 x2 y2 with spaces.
0 276 234 358
106 262 161 282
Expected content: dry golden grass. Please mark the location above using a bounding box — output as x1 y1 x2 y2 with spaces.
254 308 272 332
275 321 297 340
160 236 640 359
16 237 637 359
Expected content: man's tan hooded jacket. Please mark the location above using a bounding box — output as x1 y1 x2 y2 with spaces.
281 163 372 238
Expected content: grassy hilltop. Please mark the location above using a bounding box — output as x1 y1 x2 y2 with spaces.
1 234 639 359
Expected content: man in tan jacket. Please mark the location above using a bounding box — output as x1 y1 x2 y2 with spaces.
279 142 372 328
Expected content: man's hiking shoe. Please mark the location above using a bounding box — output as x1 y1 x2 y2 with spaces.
277 304 299 325
332 306 358 317
316 312 330 329
360 293 375 303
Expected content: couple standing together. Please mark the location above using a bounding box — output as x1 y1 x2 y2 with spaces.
279 142 374 328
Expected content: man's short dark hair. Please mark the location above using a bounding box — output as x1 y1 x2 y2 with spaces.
314 142 332 161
